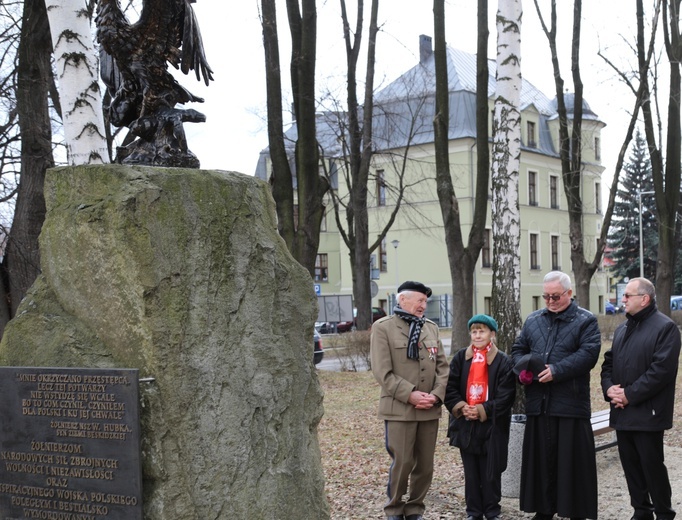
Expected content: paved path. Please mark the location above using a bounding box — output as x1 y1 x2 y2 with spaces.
317 335 453 372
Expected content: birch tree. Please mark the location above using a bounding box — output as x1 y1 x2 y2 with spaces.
490 0 523 353
45 0 107 165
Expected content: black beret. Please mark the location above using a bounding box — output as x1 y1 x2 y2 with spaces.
513 353 546 379
397 280 432 297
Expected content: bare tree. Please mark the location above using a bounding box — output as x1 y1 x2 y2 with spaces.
597 0 680 312
433 0 491 348
0 0 55 335
648 0 681 309
533 0 608 309
261 0 329 275
490 0 523 354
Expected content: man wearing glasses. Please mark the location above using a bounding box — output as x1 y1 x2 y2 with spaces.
511 271 601 520
601 277 680 520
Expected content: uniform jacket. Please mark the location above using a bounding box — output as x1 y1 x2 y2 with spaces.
370 314 449 421
511 300 601 418
601 303 681 431
444 344 516 456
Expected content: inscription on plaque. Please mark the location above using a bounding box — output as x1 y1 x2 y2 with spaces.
0 367 142 520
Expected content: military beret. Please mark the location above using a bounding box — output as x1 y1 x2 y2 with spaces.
397 280 432 297
467 314 498 332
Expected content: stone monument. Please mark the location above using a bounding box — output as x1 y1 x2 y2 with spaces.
0 165 329 519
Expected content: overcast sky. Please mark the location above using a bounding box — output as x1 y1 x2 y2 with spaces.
183 1 647 191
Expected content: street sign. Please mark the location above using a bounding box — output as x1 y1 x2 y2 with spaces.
314 284 321 295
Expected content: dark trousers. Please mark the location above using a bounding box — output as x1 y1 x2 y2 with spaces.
616 430 676 520
460 450 501 520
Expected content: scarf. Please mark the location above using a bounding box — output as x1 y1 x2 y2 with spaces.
393 307 426 360
466 343 491 405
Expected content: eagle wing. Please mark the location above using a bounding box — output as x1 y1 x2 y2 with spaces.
134 0 213 85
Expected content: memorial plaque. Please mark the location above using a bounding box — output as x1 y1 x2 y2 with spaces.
0 367 142 520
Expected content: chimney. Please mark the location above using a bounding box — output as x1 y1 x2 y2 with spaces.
419 34 433 64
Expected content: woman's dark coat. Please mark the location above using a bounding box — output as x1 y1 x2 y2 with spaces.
510 300 601 418
445 344 515 475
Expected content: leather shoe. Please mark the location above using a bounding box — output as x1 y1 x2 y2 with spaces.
405 515 423 520
387 516 404 520
467 517 483 520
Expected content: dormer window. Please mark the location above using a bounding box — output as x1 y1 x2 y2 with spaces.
527 121 537 148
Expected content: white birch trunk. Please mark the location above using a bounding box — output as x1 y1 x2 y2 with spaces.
491 0 523 342
45 0 108 165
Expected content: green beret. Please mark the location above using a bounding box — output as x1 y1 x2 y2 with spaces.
468 314 498 332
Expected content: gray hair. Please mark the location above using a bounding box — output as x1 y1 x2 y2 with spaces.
544 271 572 290
631 277 656 300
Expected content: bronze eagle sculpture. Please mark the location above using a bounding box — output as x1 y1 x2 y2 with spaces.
96 0 213 168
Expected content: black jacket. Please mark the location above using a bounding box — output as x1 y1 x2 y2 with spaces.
445 345 516 459
511 300 601 418
601 303 681 431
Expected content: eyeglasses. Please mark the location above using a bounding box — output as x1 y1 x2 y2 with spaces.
542 289 569 302
622 293 645 299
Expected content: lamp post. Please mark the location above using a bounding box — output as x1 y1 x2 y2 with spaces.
391 239 400 291
638 190 655 278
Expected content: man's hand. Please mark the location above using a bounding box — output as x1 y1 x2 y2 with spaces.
409 391 437 409
538 365 553 383
607 384 629 408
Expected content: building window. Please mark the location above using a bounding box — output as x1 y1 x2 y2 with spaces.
527 121 537 148
376 169 386 206
484 297 492 315
314 254 328 282
551 235 560 271
530 233 540 270
595 136 601 161
532 295 540 311
528 171 538 206
550 175 559 209
595 182 602 214
482 229 491 268
380 236 388 272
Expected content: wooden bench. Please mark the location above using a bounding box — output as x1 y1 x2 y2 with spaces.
591 408 617 451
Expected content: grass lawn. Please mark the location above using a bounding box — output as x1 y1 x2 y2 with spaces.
317 335 682 518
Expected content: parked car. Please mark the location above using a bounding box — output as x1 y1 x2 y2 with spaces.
315 321 335 334
313 329 324 365
336 307 387 333
671 296 682 311
605 301 616 315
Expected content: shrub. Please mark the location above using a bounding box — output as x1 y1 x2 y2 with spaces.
335 330 372 372
597 314 626 341
671 310 682 329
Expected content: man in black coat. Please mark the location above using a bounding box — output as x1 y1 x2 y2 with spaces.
601 277 681 520
511 271 601 520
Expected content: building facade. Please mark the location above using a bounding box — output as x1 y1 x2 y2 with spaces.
256 36 609 324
